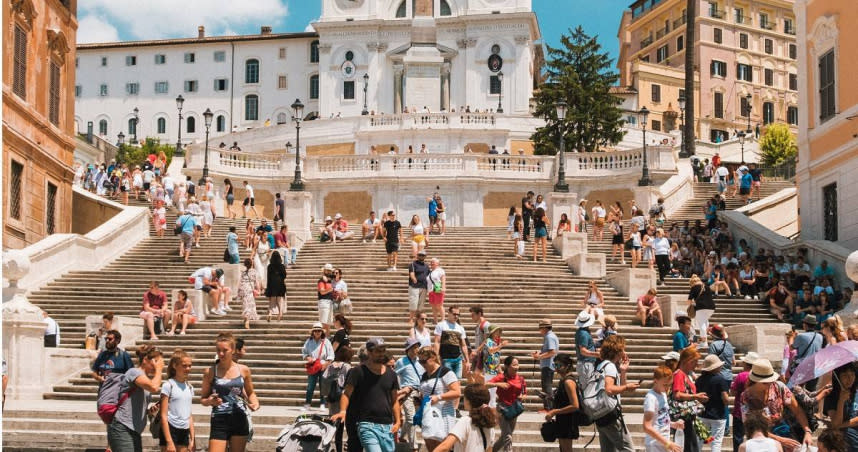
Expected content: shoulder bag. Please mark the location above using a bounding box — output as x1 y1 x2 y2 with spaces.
305 340 326 375
413 367 441 426
148 380 169 439
498 374 525 420
173 216 189 236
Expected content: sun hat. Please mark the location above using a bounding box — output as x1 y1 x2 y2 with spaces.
661 351 680 361
538 319 552 328
802 314 818 325
325 216 333 222
701 354 724 372
417 249 428 256
748 359 779 383
334 213 342 219
709 324 728 339
311 322 324 331
575 311 595 328
322 263 334 272
741 351 761 365
487 325 502 336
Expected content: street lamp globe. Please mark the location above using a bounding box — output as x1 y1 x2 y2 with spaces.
678 94 686 111
285 141 293 153
117 132 125 146
639 106 650 125
555 99 568 120
175 94 184 111
291 98 305 120
203 108 213 128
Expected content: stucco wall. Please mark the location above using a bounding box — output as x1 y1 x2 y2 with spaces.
324 191 372 224
71 189 122 235
483 191 522 226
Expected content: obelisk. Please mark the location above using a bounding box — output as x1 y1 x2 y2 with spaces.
403 0 444 112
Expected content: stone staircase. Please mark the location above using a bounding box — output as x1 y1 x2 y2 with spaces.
2 181 793 451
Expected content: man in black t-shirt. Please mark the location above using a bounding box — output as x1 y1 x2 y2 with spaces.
332 337 401 451
521 191 534 241
382 211 403 271
408 250 430 322
748 162 763 200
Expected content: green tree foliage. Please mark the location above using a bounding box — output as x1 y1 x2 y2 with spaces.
758 123 797 166
531 26 625 154
116 138 175 168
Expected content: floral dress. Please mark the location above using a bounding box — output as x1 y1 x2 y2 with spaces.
238 268 259 321
483 338 501 377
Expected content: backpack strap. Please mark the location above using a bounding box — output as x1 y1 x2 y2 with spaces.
479 426 487 450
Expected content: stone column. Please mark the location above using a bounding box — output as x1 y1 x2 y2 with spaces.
2 251 48 400
441 62 451 112
546 192 578 234
284 191 314 248
394 65 404 114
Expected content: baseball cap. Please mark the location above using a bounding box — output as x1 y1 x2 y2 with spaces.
366 337 386 351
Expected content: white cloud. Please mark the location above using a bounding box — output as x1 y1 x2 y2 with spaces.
78 0 289 41
76 15 120 43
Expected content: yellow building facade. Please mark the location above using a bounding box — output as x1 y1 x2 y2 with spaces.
2 0 78 248
795 0 858 249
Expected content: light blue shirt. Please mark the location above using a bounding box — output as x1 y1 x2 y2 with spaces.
394 355 424 388
176 214 197 234
541 331 559 369
227 232 239 255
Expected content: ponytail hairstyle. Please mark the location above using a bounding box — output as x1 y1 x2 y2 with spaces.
464 384 497 429
135 344 162 366
167 349 190 379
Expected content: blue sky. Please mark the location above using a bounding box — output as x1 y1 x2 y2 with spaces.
78 1 626 62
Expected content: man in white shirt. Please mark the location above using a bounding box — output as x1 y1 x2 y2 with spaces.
362 211 382 243
161 174 175 206
191 267 229 315
242 181 260 218
434 306 469 378
714 164 729 194
42 310 60 347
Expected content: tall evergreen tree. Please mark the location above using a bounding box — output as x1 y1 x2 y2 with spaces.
682 0 696 156
531 26 625 154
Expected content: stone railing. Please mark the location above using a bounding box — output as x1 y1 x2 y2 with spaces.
362 112 497 130
11 186 150 293
569 146 674 176
215 149 283 171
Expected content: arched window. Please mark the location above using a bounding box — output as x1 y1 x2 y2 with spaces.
187 116 196 133
440 0 452 16
396 1 407 17
245 59 259 84
128 118 137 136
216 115 226 132
98 119 108 135
309 74 320 99
245 94 259 121
277 112 288 124
157 117 166 134
310 40 319 63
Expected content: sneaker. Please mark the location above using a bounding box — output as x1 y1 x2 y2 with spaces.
744 295 752 300
223 305 233 312
320 403 327 412
753 295 759 301
362 239 367 244
211 309 226 316
301 404 310 411
391 266 397 271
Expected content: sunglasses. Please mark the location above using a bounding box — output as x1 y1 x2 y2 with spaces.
450 312 460 316
419 317 428 320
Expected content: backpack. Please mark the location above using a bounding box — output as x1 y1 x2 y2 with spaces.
579 361 619 422
321 364 347 404
96 371 136 424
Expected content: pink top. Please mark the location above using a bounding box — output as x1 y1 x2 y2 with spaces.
730 371 750 417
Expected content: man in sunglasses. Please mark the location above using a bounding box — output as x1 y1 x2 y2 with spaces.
91 330 134 384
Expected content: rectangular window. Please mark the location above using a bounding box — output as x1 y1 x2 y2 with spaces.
737 63 753 82
656 45 669 63
101 56 107 66
710 60 727 77
765 39 773 55
126 82 139 95
714 28 722 44
765 68 774 86
823 183 837 241
490 75 501 94
677 35 684 52
278 75 288 90
125 55 136 66
344 80 355 100
9 160 23 220
13 25 27 99
75 85 81 97
741 96 751 118
641 55 650 63
734 7 744 23
819 50 836 121
49 62 60 126
279 48 287 59
784 18 795 35
310 41 320 63
154 54 166 64
155 81 169 94
708 2 723 18
245 95 258 121
214 78 229 91
789 73 798 91
652 84 661 103
760 13 771 29
787 106 798 125
739 33 748 49
184 80 198 92
763 101 775 124
310 75 320 99
100 84 108 96
651 119 662 131
789 44 797 60
184 52 195 63
46 182 57 235
214 51 226 62
714 92 724 118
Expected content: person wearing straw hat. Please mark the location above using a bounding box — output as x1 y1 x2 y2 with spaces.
302 323 334 411
482 325 507 406
573 311 599 383
729 352 760 450
531 319 559 411
740 359 814 450
697 354 731 451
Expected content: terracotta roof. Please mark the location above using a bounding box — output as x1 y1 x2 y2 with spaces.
77 31 319 50
610 86 638 95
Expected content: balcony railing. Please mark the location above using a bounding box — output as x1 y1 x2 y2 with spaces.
673 16 686 30
709 10 726 19
365 112 496 130
656 29 666 39
784 26 796 35
641 36 654 49
760 22 774 30
735 15 751 25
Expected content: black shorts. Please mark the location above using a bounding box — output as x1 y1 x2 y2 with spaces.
739 187 750 195
243 197 255 206
429 215 438 223
209 411 249 441
201 285 214 293
612 235 624 245
143 182 151 191
385 242 400 254
159 424 191 446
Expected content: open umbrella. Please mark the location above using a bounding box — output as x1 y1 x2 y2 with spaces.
788 340 858 387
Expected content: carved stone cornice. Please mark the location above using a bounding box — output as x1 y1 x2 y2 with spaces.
47 29 71 65
514 35 530 45
319 43 332 54
10 0 38 30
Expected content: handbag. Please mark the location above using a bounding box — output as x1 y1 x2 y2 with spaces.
338 298 353 314
304 340 326 375
624 238 633 250
540 420 559 442
413 368 441 426
499 400 524 420
223 248 231 263
148 381 169 439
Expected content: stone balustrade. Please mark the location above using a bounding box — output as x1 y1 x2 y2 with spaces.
363 112 496 129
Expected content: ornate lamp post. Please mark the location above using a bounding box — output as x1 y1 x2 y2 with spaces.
738 130 746 163
131 107 140 144
175 95 184 156
678 94 688 157
362 73 369 116
117 132 125 146
553 99 569 192
290 98 305 191
496 71 504 114
638 106 652 186
745 93 753 133
199 108 213 186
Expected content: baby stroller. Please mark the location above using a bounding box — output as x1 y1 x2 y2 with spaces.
275 414 337 451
